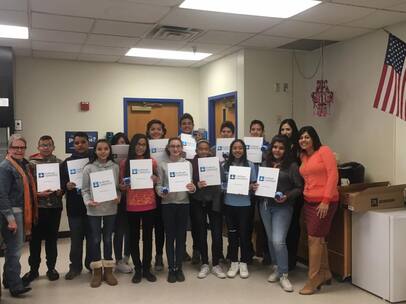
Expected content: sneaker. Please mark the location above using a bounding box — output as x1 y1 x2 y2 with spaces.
197 264 210 279
167 270 177 283
143 269 157 282
46 269 60 281
191 249 201 265
65 269 81 280
22 271 39 285
280 274 293 292
131 270 142 284
176 269 185 282
155 255 164 271
211 265 226 279
239 262 249 279
183 251 192 262
267 266 279 283
116 259 133 273
227 262 239 278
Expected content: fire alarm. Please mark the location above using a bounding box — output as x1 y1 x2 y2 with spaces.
80 101 90 111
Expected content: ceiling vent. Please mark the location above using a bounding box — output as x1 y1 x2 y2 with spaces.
146 25 204 41
278 39 338 51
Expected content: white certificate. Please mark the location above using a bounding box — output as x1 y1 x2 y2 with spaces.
112 144 129 164
67 158 89 188
216 138 234 162
36 163 61 192
167 162 191 193
255 167 280 198
90 169 117 203
227 166 251 195
180 133 196 159
149 139 168 162
130 159 153 190
198 157 221 186
244 137 264 163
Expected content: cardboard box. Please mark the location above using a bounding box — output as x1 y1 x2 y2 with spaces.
339 182 406 212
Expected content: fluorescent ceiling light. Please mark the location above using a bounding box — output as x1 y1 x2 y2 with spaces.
126 48 211 61
179 0 321 18
0 24 29 39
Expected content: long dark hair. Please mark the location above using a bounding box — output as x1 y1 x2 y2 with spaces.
278 119 299 144
146 119 167 139
90 139 114 163
111 132 129 145
298 126 322 152
125 134 150 177
224 139 249 171
266 135 292 170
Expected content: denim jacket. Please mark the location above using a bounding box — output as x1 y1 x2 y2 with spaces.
0 158 28 222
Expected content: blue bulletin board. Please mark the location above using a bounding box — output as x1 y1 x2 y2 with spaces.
65 131 98 154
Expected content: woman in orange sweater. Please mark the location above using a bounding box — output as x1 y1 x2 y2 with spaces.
297 126 338 295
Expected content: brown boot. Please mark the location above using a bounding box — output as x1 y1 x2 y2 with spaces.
103 260 118 286
299 236 324 295
320 240 332 285
90 261 103 288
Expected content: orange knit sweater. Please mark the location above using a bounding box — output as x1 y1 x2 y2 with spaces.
299 146 339 204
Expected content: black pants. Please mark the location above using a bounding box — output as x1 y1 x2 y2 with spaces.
154 197 165 256
286 195 304 270
28 208 62 272
162 204 189 270
113 201 130 261
190 199 223 266
225 205 253 263
127 210 155 271
68 215 92 272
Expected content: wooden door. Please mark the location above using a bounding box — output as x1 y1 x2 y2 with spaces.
127 102 180 139
214 96 236 138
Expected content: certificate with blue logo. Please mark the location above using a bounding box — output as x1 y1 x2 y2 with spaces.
216 138 234 162
227 166 251 195
244 137 263 163
112 144 129 164
36 163 61 192
67 158 89 189
180 133 196 159
167 162 191 192
90 169 117 203
198 157 221 186
149 139 168 162
130 159 153 190
255 167 279 198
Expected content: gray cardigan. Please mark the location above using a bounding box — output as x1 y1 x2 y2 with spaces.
81 159 119 216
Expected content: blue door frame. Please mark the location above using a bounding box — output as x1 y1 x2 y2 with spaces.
123 97 184 135
208 91 238 145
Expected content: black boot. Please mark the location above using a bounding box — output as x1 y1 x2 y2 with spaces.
143 269 157 282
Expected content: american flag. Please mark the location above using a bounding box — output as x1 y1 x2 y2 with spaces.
373 34 406 120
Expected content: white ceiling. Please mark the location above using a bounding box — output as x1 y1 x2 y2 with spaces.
0 0 406 68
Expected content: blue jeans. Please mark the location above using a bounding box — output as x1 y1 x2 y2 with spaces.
88 215 116 261
1 211 24 291
68 216 92 272
259 201 293 275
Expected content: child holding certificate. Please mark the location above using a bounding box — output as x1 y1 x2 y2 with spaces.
119 134 158 284
190 140 225 279
81 139 120 288
258 135 303 292
222 139 257 279
155 137 196 283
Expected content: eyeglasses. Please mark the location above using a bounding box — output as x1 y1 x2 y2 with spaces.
10 146 27 150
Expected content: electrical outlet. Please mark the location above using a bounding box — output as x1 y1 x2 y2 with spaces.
15 119 22 131
283 83 289 92
274 83 280 92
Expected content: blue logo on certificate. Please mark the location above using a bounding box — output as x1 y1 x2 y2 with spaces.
93 182 100 188
38 173 45 178
182 141 187 146
246 145 250 149
132 169 138 174
217 146 222 151
200 167 206 172
151 148 157 153
259 176 264 181
230 174 236 180
70 169 76 174
170 172 175 177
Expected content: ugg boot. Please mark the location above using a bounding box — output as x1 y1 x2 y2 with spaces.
103 260 118 286
299 236 324 295
320 240 332 285
90 261 103 288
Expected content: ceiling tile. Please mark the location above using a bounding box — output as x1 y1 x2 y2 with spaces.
240 35 295 49
160 8 282 33
32 13 94 32
0 9 28 26
118 56 161 65
155 59 194 67
193 31 253 45
122 0 183 5
331 0 406 9
82 45 129 56
264 21 332 39
78 53 121 62
92 20 154 37
135 38 187 50
13 48 31 56
30 0 170 23
86 34 139 48
32 40 82 53
389 3 406 12
180 42 231 53
310 25 372 41
0 38 30 48
346 10 406 29
293 2 374 25
0 0 27 11
30 29 87 44
33 50 78 60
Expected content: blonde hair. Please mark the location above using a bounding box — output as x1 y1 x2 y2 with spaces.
8 134 27 148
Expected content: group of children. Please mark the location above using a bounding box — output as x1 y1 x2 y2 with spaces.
21 114 307 293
